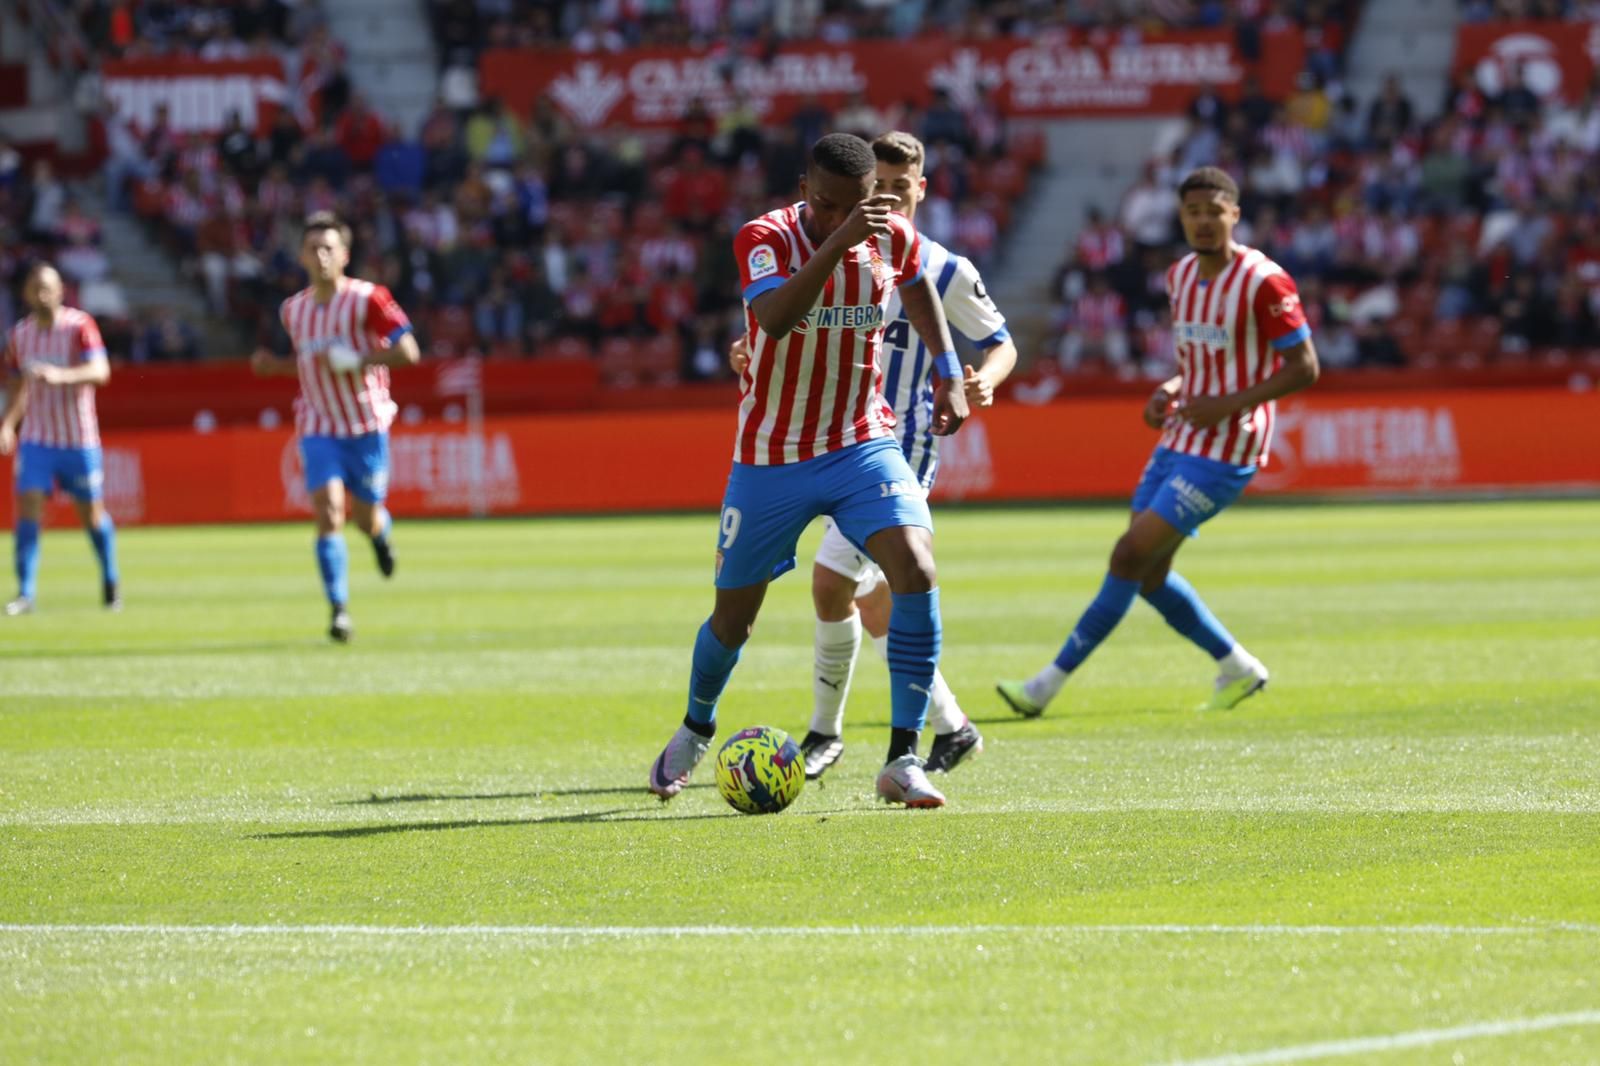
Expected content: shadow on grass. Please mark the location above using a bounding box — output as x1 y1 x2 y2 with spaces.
253 801 869 840
339 784 714 806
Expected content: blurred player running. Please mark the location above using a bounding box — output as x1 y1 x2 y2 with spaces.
998 167 1319 715
648 133 971 809
730 131 1016 780
251 213 420 642
0 264 120 615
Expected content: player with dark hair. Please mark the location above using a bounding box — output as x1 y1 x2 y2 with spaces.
731 130 1016 780
648 132 972 808
251 212 421 642
1 263 119 615
999 166 1320 715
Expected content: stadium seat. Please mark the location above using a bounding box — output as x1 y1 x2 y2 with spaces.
428 307 477 358
374 142 425 196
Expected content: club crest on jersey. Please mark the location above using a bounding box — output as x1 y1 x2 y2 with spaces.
867 247 893 286
747 244 779 281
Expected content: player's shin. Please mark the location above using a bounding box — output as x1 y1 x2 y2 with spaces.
810 613 862 737
1141 571 1234 659
886 588 942 761
924 669 964 735
1028 573 1140 706
87 515 118 587
15 518 40 601
685 619 740 737
314 534 349 607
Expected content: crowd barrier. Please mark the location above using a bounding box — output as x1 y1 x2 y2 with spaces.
5 387 1594 527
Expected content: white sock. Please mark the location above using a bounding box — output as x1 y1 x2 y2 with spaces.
925 668 964 735
1218 644 1260 678
810 614 863 737
1024 664 1069 708
871 633 889 661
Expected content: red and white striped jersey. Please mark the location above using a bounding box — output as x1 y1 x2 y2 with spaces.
280 278 412 438
1160 245 1310 468
4 307 107 448
733 202 922 466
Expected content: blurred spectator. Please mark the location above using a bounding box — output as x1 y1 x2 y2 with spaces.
134 307 201 362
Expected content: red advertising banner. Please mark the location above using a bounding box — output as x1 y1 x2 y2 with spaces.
1453 21 1600 102
480 30 1304 130
102 57 291 134
5 388 1594 528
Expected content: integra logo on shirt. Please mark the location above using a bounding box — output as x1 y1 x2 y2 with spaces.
796 304 886 334
1174 322 1231 346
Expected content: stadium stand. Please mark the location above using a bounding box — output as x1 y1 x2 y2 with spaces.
1049 0 1600 377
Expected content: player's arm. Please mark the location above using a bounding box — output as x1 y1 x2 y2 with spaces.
360 288 421 369
252 305 299 377
745 195 899 338
930 257 1016 408
27 356 110 387
962 338 1017 408
900 272 969 435
250 347 299 377
1143 375 1184 429
0 348 26 456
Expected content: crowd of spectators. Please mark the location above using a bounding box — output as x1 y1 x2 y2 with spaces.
97 11 1045 379
1051 20 1600 377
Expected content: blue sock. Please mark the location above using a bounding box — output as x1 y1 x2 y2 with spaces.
315 534 349 607
886 588 942 732
1054 574 1141 673
685 620 741 731
1142 571 1235 660
87 515 119 586
15 518 40 601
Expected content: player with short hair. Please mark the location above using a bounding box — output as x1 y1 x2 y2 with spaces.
732 130 1017 780
998 166 1319 715
251 212 420 642
1 263 120 615
648 132 972 808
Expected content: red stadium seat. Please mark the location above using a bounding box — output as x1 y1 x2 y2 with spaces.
428 307 477 358
535 336 594 361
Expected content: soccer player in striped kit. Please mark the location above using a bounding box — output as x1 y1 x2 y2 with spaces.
251 213 420 642
649 133 971 808
999 166 1320 715
0 264 120 615
732 131 1017 781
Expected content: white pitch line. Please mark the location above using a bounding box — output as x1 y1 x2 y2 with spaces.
1 922 1598 939
1166 1009 1600 1065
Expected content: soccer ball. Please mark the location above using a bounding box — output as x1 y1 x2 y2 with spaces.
714 726 805 815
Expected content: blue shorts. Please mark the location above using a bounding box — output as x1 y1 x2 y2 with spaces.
14 442 103 502
300 432 390 504
1131 446 1255 537
714 437 933 589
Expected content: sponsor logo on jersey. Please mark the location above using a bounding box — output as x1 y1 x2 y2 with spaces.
747 244 779 281
1174 322 1231 346
806 304 886 332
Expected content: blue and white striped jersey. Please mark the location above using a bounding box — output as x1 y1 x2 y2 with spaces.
879 238 1010 488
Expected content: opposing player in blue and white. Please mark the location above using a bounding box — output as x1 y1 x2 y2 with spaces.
733 131 1017 781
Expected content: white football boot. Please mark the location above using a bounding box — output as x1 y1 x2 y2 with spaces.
875 754 946 808
649 724 712 800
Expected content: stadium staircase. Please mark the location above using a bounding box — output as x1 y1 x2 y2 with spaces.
1342 0 1460 113
322 0 439 138
988 118 1176 366
0 1 87 157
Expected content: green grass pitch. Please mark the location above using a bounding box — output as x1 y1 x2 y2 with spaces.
2 500 1598 1064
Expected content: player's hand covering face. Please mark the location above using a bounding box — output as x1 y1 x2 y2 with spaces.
802 164 892 246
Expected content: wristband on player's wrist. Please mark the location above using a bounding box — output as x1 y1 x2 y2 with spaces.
933 351 961 384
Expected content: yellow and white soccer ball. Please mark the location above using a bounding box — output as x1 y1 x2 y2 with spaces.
714 726 805 815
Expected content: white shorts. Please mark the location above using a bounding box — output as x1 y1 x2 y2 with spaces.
814 517 884 598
